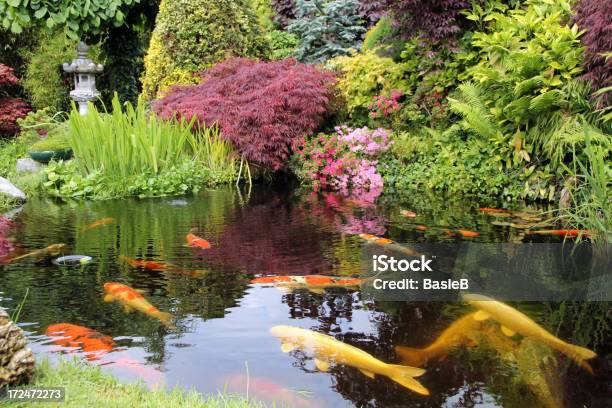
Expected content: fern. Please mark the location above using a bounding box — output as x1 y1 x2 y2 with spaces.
448 82 501 139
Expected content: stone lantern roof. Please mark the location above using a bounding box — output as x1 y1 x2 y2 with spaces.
62 42 103 74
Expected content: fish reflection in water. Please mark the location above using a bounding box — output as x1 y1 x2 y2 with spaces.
220 373 319 408
270 325 429 396
82 217 116 231
251 275 364 295
103 282 174 328
45 323 165 388
120 255 207 277
463 294 597 373
46 323 116 361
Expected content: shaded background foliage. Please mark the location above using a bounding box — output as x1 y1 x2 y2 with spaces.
362 0 474 42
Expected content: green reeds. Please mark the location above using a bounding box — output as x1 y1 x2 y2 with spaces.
560 125 611 244
67 94 239 184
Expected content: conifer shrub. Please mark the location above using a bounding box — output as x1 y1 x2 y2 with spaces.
154 58 337 170
141 0 269 101
288 0 366 64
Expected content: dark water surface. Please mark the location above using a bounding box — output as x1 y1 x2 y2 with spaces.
1 186 609 407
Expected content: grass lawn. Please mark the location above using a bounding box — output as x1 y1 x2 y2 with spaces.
4 358 266 408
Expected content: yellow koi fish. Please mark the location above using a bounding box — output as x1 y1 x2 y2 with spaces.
463 294 596 373
395 312 484 367
8 243 67 263
103 282 173 327
270 325 429 395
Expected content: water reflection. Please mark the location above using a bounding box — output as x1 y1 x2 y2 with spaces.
0 186 609 407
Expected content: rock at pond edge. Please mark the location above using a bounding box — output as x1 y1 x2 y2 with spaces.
0 309 35 387
0 177 26 202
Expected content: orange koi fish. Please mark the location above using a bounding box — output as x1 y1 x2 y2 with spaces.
252 275 364 294
358 234 420 256
46 323 116 361
119 255 167 271
186 232 211 249
82 217 115 231
416 225 427 231
103 282 173 327
400 210 417 218
528 229 589 238
457 229 480 238
479 208 511 213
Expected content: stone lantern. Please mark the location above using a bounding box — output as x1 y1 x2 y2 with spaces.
62 42 103 115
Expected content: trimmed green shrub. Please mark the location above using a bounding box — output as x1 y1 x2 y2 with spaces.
251 0 276 30
20 31 78 113
329 50 408 122
141 0 269 101
29 124 71 152
362 16 394 52
268 30 299 60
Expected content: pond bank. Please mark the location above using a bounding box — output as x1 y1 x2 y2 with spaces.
5 358 263 408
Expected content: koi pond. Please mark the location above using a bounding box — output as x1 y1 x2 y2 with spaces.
1 186 610 407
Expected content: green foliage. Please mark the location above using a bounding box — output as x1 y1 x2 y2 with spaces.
362 16 392 51
43 160 229 200
288 0 366 64
560 127 611 243
268 30 299 60
329 50 409 122
15 108 66 145
28 124 71 152
250 0 276 31
0 0 140 40
141 0 269 101
0 137 26 178
381 130 524 199
440 0 609 201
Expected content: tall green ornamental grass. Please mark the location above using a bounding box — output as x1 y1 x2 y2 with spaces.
43 94 239 200
561 126 611 244
69 95 198 177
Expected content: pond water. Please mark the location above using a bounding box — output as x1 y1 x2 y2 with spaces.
1 186 609 407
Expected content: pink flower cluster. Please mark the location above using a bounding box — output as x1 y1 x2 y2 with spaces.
0 216 13 259
369 90 403 119
295 126 392 197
